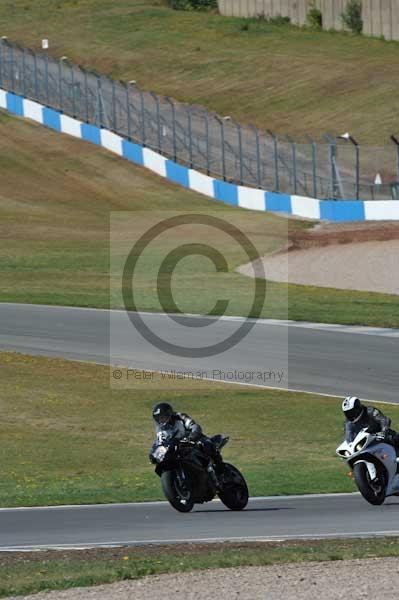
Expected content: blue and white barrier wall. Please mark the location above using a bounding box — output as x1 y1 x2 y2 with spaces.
2 88 399 222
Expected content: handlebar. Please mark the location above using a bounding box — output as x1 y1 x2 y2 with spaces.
178 439 197 447
152 437 198 451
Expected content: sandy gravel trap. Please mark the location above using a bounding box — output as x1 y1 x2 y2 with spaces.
238 240 399 295
238 221 399 295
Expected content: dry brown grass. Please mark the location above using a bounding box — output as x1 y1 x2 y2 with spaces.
0 0 398 142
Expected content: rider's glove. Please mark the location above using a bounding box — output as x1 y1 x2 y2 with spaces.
375 431 387 441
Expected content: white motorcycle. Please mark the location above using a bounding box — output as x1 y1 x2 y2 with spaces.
336 428 399 505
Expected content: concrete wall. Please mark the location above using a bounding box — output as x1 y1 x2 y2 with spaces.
217 0 310 24
319 0 348 30
362 0 399 40
218 0 399 40
217 0 350 29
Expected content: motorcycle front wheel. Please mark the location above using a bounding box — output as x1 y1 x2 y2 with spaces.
353 462 386 505
161 470 194 513
218 463 249 511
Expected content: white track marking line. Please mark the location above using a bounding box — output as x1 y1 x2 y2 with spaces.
0 492 359 512
110 362 397 405
2 303 399 337
3 530 399 551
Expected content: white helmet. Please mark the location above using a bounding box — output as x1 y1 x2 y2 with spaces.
342 396 363 422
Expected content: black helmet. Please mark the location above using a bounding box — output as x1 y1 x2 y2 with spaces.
342 396 364 422
152 402 174 426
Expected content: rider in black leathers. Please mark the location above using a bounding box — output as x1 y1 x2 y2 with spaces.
151 402 223 472
342 396 399 450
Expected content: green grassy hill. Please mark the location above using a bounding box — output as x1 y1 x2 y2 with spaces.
0 0 397 142
1 111 398 325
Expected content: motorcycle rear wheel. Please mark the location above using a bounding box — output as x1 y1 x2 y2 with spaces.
353 462 386 505
161 470 194 513
218 463 249 511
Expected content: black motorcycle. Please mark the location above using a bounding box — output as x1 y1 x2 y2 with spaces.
150 434 249 513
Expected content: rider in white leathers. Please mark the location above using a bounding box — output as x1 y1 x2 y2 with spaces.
342 396 399 450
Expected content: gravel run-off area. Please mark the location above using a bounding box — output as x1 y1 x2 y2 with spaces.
9 557 399 600
238 222 399 295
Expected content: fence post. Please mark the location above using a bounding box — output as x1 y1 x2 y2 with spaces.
337 133 359 199
22 47 26 97
84 68 89 122
126 84 132 140
390 135 399 182
287 135 297 194
306 134 318 198
215 115 226 182
268 130 279 192
45 50 49 105
112 79 117 131
58 58 63 112
354 142 360 200
10 43 14 92
150 91 161 153
330 137 337 198
33 51 39 99
204 111 210 176
347 135 360 200
250 125 262 188
325 134 339 199
166 97 177 162
187 106 193 168
236 121 243 185
0 39 3 87
71 63 75 116
95 74 109 129
136 85 146 146
96 75 103 127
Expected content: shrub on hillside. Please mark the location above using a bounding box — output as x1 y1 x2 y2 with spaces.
307 4 322 30
341 0 363 34
168 0 217 10
266 14 290 25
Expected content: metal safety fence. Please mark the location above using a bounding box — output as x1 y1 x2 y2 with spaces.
0 38 398 201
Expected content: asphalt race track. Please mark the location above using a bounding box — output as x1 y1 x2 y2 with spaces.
1 302 399 548
0 302 398 401
2 494 399 550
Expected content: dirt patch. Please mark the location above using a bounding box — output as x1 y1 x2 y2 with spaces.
290 220 399 249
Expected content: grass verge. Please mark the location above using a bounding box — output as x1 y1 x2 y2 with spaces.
3 351 399 507
3 538 399 597
1 112 399 327
0 0 398 142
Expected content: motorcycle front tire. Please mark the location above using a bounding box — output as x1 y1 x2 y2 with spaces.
161 470 194 513
353 462 386 505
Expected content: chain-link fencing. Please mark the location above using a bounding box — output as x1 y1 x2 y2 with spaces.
1 38 398 201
